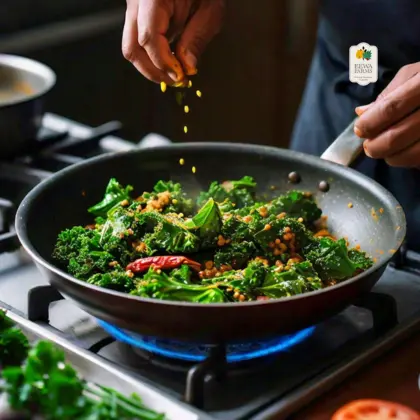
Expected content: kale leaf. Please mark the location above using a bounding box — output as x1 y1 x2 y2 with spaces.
87 270 136 292
140 212 200 254
88 178 133 218
348 248 374 270
185 198 222 248
303 237 360 281
53 226 115 281
152 180 194 215
132 267 227 302
197 176 256 208
214 241 258 269
269 190 322 222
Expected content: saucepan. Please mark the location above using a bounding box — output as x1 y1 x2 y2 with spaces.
15 119 406 342
0 54 56 159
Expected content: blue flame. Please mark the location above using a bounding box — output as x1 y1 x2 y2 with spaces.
98 320 315 363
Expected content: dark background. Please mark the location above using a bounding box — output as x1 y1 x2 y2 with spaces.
0 0 319 146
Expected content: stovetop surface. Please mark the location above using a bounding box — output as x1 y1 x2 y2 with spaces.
1 113 420 420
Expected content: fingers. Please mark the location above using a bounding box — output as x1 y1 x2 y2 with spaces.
385 139 420 167
363 108 420 159
137 0 185 83
122 5 174 84
354 72 420 138
175 0 225 75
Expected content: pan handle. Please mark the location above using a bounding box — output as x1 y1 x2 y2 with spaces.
320 117 365 167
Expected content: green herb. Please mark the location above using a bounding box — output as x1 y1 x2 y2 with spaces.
0 313 166 419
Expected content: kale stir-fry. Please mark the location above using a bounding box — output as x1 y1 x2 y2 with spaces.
52 176 373 303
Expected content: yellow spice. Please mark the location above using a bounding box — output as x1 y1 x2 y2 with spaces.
184 105 189 113
192 166 196 174
184 126 188 133
160 81 167 93
188 80 192 88
179 158 185 165
196 90 202 98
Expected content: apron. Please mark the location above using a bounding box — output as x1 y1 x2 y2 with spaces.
290 1 420 251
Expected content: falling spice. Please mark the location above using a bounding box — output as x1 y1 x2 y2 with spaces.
179 158 185 165
184 126 188 134
348 202 353 208
184 105 189 113
160 82 167 93
196 90 202 98
188 80 193 88
192 166 196 174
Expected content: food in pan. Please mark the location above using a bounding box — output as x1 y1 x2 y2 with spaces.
0 311 165 419
52 176 373 303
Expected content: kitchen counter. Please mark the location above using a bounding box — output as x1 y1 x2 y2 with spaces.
293 332 420 419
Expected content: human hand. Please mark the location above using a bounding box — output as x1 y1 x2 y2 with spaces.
354 62 420 167
122 0 225 86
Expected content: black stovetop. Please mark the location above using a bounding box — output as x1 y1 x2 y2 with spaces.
1 114 420 420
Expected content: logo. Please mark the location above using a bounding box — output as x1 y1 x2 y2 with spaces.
349 42 378 86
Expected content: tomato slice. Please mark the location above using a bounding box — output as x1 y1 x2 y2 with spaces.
332 399 420 420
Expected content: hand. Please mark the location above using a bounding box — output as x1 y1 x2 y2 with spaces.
122 0 225 86
354 62 420 167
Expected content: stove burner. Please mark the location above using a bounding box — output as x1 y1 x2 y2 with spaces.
98 320 316 363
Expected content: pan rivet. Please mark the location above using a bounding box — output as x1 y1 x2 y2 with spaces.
288 172 301 184
318 181 330 192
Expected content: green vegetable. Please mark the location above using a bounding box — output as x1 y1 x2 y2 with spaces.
141 212 200 254
87 270 135 292
269 190 322 223
132 267 227 303
348 248 374 270
254 261 322 298
1 340 165 419
303 237 362 281
214 241 257 269
152 180 194 215
0 311 29 368
88 178 133 218
185 198 222 248
52 176 374 303
197 176 256 208
53 226 114 281
253 216 315 251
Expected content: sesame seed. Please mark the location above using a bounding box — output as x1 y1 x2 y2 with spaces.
184 126 188 133
160 81 167 92
184 105 189 113
192 166 196 174
196 90 202 98
179 158 185 165
188 80 192 88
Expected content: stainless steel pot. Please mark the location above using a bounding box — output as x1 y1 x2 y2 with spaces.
0 54 56 159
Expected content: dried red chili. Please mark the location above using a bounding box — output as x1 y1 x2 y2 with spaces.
126 256 201 273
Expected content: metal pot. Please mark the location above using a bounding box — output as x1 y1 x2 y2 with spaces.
0 54 56 159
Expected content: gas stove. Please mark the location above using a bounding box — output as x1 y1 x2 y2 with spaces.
1 114 420 420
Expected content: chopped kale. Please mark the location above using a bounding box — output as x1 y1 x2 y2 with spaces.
197 176 256 208
88 178 133 218
52 176 374 303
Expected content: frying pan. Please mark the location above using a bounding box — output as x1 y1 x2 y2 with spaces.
15 119 406 343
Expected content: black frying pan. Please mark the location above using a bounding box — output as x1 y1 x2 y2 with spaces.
15 120 406 343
